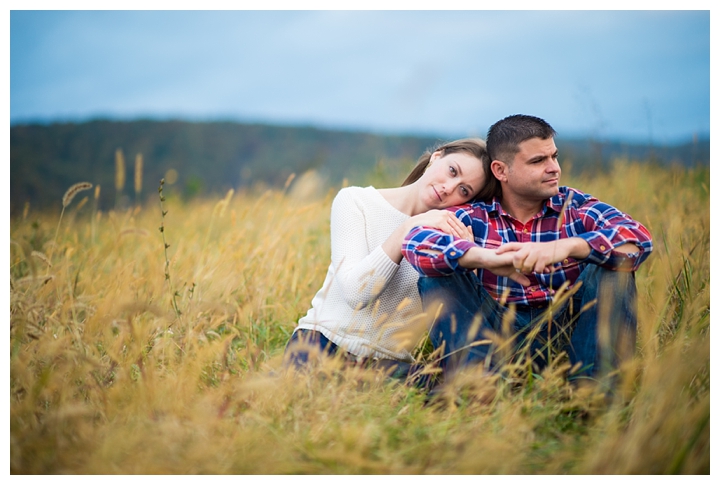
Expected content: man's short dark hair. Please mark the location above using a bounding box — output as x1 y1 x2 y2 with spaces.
486 114 557 164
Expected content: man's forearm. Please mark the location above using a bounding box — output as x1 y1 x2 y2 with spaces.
564 237 591 260
457 246 532 285
457 246 487 269
612 242 642 254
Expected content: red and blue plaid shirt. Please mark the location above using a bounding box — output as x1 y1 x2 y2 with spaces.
402 187 653 306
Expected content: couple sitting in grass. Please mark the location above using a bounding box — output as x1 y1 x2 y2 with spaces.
284 114 653 396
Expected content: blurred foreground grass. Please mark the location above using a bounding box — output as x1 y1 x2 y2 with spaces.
9 160 709 474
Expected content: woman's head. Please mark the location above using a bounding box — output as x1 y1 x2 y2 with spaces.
402 138 494 206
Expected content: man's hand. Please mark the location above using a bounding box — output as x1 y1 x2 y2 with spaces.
458 247 532 286
496 238 591 274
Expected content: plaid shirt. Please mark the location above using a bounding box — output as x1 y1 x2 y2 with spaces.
402 186 653 306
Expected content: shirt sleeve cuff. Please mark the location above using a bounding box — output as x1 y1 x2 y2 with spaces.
576 232 614 265
576 233 643 270
441 238 477 271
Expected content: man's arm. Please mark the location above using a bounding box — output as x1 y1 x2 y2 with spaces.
399 205 480 276
401 225 532 285
457 246 532 285
497 233 650 275
496 237 591 274
401 225 477 277
573 197 653 271
496 193 652 273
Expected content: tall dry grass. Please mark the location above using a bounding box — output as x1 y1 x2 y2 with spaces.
9 160 709 474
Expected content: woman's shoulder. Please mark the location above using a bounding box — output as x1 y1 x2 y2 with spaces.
333 186 377 204
336 185 375 196
332 186 403 221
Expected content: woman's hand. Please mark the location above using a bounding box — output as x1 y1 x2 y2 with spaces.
383 210 474 265
409 210 474 241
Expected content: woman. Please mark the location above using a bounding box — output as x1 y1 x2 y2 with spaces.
284 138 490 377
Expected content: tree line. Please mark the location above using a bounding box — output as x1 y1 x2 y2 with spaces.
10 119 709 214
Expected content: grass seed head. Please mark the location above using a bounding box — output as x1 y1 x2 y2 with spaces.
30 250 52 267
62 182 93 208
135 153 143 194
115 148 126 191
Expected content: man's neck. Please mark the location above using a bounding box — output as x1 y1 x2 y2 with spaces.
499 194 545 224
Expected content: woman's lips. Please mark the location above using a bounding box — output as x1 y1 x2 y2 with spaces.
432 186 442 201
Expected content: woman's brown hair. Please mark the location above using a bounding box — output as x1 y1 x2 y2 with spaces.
401 137 496 202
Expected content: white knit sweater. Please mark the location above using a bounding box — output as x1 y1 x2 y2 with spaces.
294 186 425 362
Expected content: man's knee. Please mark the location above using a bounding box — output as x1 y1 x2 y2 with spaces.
568 265 638 379
417 271 477 297
579 264 636 295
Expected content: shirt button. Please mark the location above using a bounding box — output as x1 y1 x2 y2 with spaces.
600 245 606 251
563 258 569 264
449 251 457 256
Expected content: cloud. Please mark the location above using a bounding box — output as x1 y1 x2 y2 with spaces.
10 10 710 142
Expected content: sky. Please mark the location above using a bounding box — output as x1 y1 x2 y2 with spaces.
8 6 712 144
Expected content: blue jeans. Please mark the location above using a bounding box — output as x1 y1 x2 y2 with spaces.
283 329 341 368
283 329 434 387
418 265 637 384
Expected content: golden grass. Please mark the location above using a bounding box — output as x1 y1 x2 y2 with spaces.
9 160 710 474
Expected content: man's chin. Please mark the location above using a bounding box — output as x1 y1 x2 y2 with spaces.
539 187 560 198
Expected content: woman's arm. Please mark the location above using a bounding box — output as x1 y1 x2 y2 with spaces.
329 190 471 310
329 189 399 310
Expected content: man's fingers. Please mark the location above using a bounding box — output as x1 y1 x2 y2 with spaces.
496 243 521 255
535 261 551 273
509 272 531 286
514 253 531 273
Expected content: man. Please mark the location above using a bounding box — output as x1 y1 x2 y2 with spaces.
401 114 653 390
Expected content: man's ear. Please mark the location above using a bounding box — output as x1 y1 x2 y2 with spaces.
491 160 508 182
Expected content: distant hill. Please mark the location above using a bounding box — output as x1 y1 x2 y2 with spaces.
10 119 709 214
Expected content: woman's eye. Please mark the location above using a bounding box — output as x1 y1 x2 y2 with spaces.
450 166 457 176
461 187 468 196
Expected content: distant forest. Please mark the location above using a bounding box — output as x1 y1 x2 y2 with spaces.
10 119 710 214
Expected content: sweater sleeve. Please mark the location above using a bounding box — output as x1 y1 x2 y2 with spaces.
329 188 401 311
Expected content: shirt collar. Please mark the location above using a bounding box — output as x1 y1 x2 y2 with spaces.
483 197 505 214
485 187 570 216
547 191 566 213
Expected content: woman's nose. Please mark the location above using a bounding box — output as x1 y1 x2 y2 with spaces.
445 180 459 193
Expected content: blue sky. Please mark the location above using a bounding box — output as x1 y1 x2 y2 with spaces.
9 8 711 144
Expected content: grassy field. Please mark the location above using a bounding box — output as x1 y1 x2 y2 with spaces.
9 160 710 474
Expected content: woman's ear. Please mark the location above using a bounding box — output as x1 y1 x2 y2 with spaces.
429 150 444 162
490 160 508 182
